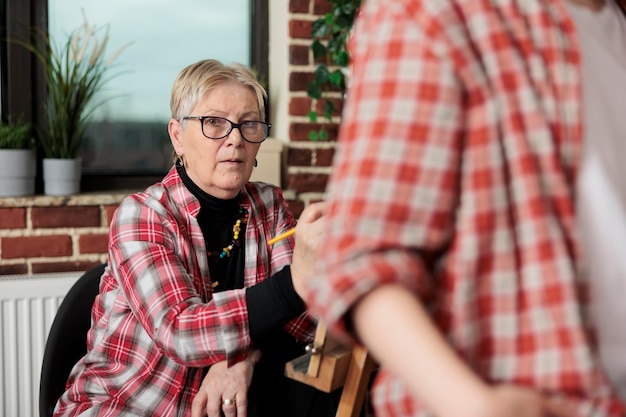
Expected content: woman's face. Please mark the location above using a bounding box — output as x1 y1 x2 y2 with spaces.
169 81 263 199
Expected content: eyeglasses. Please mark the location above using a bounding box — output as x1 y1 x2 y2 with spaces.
182 116 271 144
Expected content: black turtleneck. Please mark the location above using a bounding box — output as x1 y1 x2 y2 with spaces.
179 164 244 290
177 165 305 343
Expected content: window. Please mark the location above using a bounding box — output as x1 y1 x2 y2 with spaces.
1 0 268 191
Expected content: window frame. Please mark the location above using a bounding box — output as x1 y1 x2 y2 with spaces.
1 0 269 193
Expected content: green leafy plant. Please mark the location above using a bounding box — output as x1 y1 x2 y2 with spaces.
307 0 361 141
0 118 35 149
17 12 129 158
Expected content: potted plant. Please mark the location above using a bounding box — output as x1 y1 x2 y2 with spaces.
307 0 361 141
19 12 128 195
0 117 36 197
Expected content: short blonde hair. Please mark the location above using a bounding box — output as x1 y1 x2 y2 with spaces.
170 59 267 122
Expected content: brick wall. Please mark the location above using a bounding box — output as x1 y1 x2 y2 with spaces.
286 0 338 205
0 197 119 275
0 0 336 275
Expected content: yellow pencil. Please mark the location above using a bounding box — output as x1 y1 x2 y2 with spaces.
267 228 296 245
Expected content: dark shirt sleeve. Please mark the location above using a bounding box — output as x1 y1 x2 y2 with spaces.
246 266 306 343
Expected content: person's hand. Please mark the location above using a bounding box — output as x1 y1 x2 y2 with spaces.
290 201 327 299
191 355 257 417
479 384 577 417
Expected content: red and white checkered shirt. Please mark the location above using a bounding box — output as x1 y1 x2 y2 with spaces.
307 0 626 416
54 167 316 417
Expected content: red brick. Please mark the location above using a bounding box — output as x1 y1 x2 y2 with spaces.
289 44 310 65
287 173 329 193
32 261 102 274
287 148 313 166
32 206 100 228
289 72 316 92
313 53 328 65
315 148 335 166
313 0 333 15
0 262 28 275
289 0 310 13
290 122 317 141
2 235 72 259
0 207 26 229
320 124 339 141
105 205 119 226
79 233 109 254
290 122 319 142
289 19 313 39
289 122 338 142
286 199 305 218
315 97 343 115
289 97 313 117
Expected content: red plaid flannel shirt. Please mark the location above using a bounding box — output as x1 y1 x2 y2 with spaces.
307 0 626 416
54 167 316 417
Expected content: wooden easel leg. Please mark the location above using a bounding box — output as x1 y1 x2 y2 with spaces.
335 346 376 417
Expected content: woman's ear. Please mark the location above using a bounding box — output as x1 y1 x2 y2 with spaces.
168 118 184 155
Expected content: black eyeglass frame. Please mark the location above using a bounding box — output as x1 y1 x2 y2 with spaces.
182 116 272 144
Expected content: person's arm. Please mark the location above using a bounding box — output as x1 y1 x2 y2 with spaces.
353 284 489 416
246 265 305 343
109 191 252 367
351 284 576 417
246 201 327 341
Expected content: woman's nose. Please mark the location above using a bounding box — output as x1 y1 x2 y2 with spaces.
225 126 245 146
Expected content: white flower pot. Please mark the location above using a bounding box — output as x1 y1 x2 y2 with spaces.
0 149 36 197
43 158 82 196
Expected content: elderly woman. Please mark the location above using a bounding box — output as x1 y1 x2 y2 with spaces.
53 59 339 417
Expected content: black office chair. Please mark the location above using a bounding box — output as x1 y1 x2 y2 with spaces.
39 263 105 417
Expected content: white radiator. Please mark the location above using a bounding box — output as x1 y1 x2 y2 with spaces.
0 272 83 417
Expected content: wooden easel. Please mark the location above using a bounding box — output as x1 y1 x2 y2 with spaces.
285 322 377 417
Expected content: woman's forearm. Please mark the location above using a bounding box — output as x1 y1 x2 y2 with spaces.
351 284 491 417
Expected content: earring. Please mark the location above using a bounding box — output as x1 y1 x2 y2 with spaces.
176 154 185 166
254 158 258 167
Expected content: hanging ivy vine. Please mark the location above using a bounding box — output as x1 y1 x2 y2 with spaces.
307 0 361 141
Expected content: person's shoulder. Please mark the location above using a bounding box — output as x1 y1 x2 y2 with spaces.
245 181 283 196
116 169 192 219
367 0 457 19
122 180 168 208
112 184 169 227
244 181 287 207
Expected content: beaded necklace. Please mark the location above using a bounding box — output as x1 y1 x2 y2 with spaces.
207 206 249 263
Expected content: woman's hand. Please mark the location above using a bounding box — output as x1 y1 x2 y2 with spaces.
290 201 327 299
191 354 258 417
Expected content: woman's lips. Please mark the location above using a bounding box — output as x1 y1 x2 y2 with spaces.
221 158 244 166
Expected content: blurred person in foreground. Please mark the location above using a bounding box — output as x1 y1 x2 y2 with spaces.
53 59 339 417
304 0 626 416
